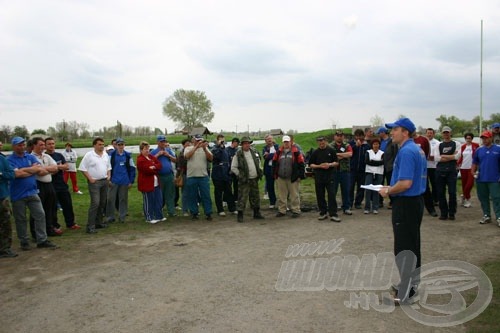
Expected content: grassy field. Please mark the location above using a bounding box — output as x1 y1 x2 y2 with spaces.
33 129 500 331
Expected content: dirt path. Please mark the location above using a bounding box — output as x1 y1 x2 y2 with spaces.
1 200 499 333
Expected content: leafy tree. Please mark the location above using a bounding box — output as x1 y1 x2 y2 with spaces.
13 125 29 138
32 128 47 135
370 114 384 127
0 125 12 141
163 89 214 130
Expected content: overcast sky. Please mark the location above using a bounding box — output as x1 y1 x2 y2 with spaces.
1 1 500 134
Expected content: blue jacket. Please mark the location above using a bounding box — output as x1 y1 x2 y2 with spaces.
150 147 175 175
0 154 15 200
262 143 279 175
110 150 136 185
349 140 370 173
211 144 232 181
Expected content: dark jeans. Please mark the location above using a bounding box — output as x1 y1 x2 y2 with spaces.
364 173 383 211
87 179 108 229
212 179 236 213
264 172 277 205
436 169 457 217
427 168 438 203
392 195 424 296
349 171 365 207
333 171 350 211
314 179 338 217
55 190 76 227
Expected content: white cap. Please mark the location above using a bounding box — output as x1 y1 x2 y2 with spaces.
282 135 291 142
106 145 115 151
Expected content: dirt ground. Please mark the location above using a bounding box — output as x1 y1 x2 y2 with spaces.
1 197 499 333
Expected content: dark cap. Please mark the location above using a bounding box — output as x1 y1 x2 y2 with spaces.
316 136 326 141
335 130 344 136
115 137 125 144
194 134 203 141
240 136 253 144
157 135 167 142
231 137 240 143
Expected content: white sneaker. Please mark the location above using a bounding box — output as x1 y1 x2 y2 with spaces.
148 219 159 224
76 191 83 195
330 215 341 222
160 217 167 222
232 211 238 215
318 214 328 220
263 194 269 200
373 210 379 214
218 212 226 216
269 205 275 209
364 210 370 214
463 200 472 208
182 212 189 217
479 215 491 224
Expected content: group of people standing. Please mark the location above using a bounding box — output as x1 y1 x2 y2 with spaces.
1 120 499 261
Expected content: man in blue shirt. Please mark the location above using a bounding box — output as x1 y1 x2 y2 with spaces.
0 150 17 258
106 137 136 223
472 131 500 226
380 118 426 305
7 137 58 250
151 135 177 217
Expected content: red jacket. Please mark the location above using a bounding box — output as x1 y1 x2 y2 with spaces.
137 154 162 192
457 142 479 168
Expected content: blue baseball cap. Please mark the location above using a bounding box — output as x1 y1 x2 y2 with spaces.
194 134 203 141
156 135 167 142
115 137 125 144
376 127 388 135
385 117 416 134
492 123 500 129
11 136 25 145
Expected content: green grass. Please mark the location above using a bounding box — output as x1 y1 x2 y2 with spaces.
465 260 500 332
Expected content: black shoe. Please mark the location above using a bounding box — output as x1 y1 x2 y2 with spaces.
394 287 418 305
0 249 18 258
291 212 300 218
237 211 244 223
439 216 448 220
86 228 98 234
37 240 59 249
429 211 438 217
191 214 199 221
276 212 286 217
95 223 108 229
20 242 31 251
449 215 455 220
253 209 265 219
206 214 213 221
354 205 362 209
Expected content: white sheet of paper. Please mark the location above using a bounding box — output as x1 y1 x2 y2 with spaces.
361 184 385 192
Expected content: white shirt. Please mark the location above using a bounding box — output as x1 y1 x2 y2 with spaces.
32 152 57 183
78 150 111 180
460 144 474 169
427 138 440 168
62 149 78 172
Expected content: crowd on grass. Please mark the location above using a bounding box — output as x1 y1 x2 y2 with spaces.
1 121 500 259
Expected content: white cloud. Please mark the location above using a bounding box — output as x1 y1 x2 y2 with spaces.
0 0 499 134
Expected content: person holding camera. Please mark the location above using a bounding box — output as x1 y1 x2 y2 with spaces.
211 134 236 216
184 134 213 220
